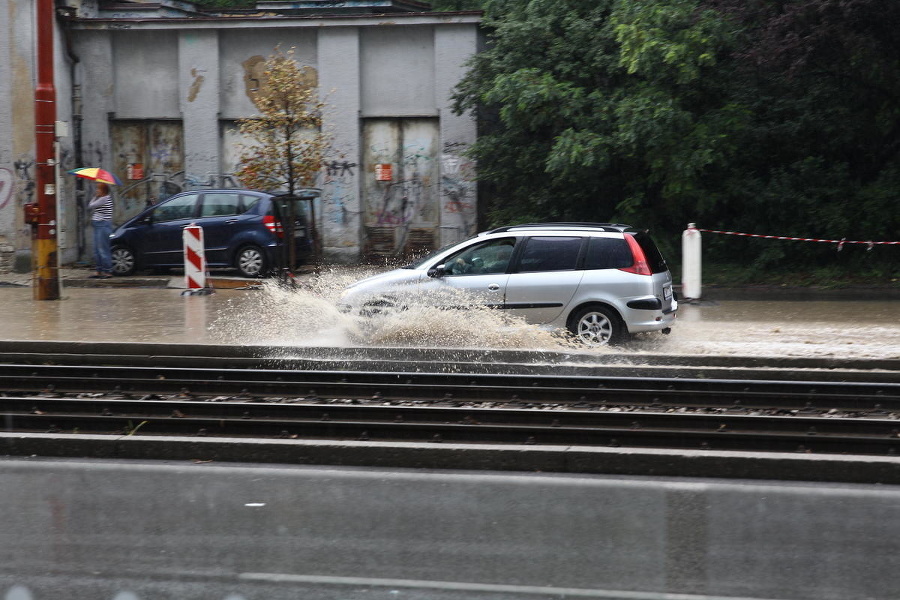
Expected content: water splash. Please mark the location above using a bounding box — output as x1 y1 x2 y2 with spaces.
208 267 576 351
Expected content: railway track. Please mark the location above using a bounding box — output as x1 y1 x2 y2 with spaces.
1 341 898 458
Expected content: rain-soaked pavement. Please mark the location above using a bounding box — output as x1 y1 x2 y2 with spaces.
0 269 897 359
2 272 898 600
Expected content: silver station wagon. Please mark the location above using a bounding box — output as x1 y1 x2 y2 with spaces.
340 223 677 345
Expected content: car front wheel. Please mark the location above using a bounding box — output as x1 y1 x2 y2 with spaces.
111 245 136 276
569 305 625 346
235 244 267 278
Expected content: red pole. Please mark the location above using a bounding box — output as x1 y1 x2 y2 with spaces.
33 0 60 300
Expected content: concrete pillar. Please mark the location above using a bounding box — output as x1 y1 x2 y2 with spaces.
73 32 114 264
435 24 479 245
179 31 220 182
682 223 702 300
0 0 41 266
0 0 20 261
318 27 362 263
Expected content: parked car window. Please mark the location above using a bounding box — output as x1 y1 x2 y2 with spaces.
153 194 197 222
444 238 516 276
517 237 582 272
242 195 261 213
200 193 241 217
584 237 633 270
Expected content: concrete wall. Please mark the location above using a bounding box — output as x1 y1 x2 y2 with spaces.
361 26 436 118
113 31 181 119
319 26 363 260
180 30 221 178
218 28 318 120
0 9 481 269
2 458 900 600
0 0 80 269
0 0 32 268
436 24 478 246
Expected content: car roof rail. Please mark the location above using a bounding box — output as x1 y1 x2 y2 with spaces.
485 222 633 234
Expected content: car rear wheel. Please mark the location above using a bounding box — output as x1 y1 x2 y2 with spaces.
569 305 625 346
235 244 267 278
111 245 136 276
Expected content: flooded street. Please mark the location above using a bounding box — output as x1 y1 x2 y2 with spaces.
0 274 896 360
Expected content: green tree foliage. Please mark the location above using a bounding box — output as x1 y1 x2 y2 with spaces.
454 0 899 278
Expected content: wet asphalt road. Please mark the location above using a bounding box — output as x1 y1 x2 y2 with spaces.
0 272 896 359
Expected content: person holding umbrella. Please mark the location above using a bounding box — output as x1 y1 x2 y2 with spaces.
87 182 114 278
69 167 121 278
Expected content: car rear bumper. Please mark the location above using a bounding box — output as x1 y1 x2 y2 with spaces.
624 307 677 333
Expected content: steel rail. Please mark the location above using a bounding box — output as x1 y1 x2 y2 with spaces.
1 340 898 381
1 363 897 411
3 396 899 455
1 344 898 460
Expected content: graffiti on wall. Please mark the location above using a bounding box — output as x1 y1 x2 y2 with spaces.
0 167 16 212
116 169 242 211
13 159 35 205
0 159 35 237
440 141 477 240
322 158 357 226
366 140 436 228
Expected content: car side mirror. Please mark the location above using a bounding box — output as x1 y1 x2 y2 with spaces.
427 264 446 278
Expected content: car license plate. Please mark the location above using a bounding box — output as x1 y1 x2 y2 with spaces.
663 285 673 301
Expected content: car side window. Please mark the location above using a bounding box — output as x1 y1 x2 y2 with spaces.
153 194 198 222
443 238 516 276
584 237 633 270
200 193 241 217
241 195 261 213
517 237 582 272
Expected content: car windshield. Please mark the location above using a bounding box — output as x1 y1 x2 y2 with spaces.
402 235 481 269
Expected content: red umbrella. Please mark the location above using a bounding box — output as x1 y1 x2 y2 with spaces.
68 167 122 185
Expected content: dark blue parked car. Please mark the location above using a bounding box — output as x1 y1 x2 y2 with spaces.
109 189 310 278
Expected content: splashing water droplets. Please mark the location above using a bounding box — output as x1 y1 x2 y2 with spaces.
208 268 575 350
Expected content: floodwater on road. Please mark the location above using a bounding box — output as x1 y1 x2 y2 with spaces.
0 278 897 360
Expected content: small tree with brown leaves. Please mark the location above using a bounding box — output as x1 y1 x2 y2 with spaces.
235 47 328 270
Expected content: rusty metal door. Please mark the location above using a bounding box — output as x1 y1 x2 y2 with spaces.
111 121 184 222
362 118 439 258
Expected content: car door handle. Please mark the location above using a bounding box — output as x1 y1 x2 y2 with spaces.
225 219 239 224
487 283 501 291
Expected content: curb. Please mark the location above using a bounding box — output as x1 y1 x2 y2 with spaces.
3 433 899 484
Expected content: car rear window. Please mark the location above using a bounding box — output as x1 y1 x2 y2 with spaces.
631 231 668 274
517 237 582 272
584 237 632 270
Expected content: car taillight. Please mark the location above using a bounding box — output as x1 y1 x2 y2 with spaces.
619 234 652 276
263 215 284 238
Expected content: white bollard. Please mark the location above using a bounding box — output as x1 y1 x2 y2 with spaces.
682 223 702 300
183 224 207 290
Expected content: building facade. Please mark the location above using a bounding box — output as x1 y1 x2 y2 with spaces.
0 0 481 271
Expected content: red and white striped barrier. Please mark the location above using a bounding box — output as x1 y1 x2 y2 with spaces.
183 224 207 290
681 224 899 300
696 228 899 251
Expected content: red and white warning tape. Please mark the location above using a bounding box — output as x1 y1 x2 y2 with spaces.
694 228 900 251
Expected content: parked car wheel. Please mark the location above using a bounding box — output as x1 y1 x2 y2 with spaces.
111 245 136 276
569 305 625 346
235 244 267 278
